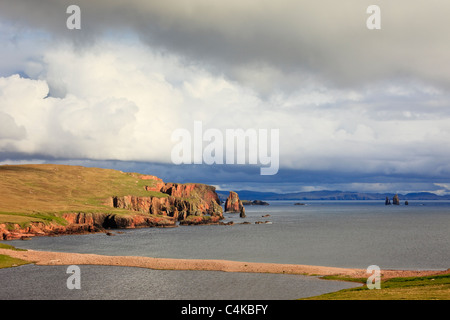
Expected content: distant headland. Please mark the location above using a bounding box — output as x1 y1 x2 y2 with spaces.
217 190 450 201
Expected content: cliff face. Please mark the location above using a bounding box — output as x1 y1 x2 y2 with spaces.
111 181 223 221
0 212 176 240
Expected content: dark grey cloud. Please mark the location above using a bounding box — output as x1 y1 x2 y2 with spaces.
2 0 450 92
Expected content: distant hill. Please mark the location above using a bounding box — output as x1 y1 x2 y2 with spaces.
217 190 450 201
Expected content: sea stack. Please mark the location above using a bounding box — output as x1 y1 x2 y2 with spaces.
225 191 246 218
385 196 391 205
393 194 400 205
240 206 246 218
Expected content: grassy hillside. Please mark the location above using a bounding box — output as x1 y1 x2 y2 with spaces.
0 164 167 225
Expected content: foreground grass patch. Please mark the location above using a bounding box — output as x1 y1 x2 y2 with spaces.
0 254 31 269
0 244 30 268
303 274 450 300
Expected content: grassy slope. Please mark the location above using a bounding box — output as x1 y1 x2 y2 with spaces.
303 274 450 300
0 164 167 225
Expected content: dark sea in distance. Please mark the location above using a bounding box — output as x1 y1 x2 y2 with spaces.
1 200 449 300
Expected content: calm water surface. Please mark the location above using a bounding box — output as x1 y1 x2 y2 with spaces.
2 200 448 300
0 264 360 300
4 200 449 270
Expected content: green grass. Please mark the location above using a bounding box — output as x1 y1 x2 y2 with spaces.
0 164 168 224
303 274 450 300
0 244 30 268
320 275 368 283
0 254 31 269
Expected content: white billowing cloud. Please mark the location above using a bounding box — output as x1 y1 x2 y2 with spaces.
0 74 138 159
0 39 267 163
1 37 450 179
0 111 26 140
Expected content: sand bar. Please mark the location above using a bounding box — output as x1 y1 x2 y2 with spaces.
1 248 448 280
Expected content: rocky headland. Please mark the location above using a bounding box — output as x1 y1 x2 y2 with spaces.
109 179 223 221
0 165 224 240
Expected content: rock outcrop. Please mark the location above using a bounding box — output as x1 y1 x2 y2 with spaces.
393 194 400 205
224 191 246 218
241 200 269 206
142 175 166 192
111 182 223 221
161 183 223 217
385 196 391 205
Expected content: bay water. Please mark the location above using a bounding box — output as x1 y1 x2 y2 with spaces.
1 200 448 300
6 200 449 270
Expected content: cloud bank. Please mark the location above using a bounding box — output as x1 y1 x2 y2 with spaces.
1 1 450 193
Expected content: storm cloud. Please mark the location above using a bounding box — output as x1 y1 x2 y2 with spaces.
1 0 450 90
1 1 450 193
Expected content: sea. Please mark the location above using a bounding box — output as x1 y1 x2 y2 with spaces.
1 200 449 300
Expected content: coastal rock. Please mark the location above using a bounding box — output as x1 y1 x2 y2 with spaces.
112 193 222 221
393 194 400 205
240 206 246 218
161 183 223 217
385 197 391 205
224 191 245 218
112 180 223 222
252 200 269 205
0 212 177 240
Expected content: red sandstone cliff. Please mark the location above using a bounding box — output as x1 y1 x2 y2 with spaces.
0 212 176 240
112 181 223 221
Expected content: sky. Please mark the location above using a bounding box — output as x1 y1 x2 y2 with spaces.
1 0 450 195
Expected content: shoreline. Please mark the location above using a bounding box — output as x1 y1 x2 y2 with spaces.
1 248 448 280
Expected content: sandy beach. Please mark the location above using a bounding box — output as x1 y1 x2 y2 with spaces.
1 248 448 280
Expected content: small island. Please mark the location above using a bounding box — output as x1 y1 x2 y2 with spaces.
241 200 270 206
